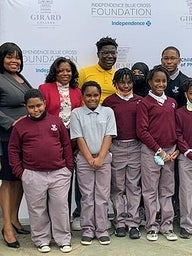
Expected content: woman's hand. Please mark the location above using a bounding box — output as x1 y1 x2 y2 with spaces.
12 115 26 126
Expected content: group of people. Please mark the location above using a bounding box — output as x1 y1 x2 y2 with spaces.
0 37 191 254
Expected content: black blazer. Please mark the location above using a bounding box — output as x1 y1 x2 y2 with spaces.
0 71 32 140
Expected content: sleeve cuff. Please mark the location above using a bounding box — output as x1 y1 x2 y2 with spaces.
184 149 192 157
155 148 162 156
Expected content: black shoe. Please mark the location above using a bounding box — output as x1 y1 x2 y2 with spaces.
180 228 190 239
81 236 92 245
129 227 141 239
98 236 110 245
1 229 20 248
115 227 126 237
12 223 30 235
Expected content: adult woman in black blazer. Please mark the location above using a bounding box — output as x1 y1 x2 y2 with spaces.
0 42 32 248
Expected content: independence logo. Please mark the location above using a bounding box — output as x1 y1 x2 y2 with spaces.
112 20 151 26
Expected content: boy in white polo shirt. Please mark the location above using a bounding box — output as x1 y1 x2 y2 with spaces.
70 81 117 246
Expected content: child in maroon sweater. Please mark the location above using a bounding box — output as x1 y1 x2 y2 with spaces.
8 89 73 253
103 68 142 239
176 78 192 239
136 65 179 242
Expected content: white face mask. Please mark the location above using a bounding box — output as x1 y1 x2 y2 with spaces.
186 99 192 111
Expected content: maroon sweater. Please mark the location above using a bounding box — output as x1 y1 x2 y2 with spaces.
103 93 142 140
8 113 73 178
136 95 177 152
176 106 192 160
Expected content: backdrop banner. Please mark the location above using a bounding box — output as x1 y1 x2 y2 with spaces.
0 0 191 88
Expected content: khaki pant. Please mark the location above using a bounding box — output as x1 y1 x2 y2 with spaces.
76 152 111 238
110 139 141 228
141 144 175 233
178 153 192 233
22 168 72 246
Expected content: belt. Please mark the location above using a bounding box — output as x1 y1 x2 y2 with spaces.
112 139 138 147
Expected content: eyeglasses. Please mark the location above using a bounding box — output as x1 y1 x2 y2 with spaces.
162 56 179 61
99 51 118 57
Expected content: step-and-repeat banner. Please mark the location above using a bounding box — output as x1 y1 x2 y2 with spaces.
0 0 191 219
0 0 191 87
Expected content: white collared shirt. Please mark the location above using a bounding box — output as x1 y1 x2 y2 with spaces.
116 92 134 101
149 90 167 105
170 69 179 80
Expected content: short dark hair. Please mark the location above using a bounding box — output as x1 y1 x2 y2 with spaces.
45 57 79 88
147 65 170 82
113 68 134 85
0 42 23 73
24 89 44 104
161 46 180 57
183 78 192 92
96 37 118 52
81 81 101 95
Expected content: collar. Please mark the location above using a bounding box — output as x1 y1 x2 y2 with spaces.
116 92 134 101
149 90 167 104
170 69 179 80
83 105 101 115
28 111 47 121
56 81 69 88
96 64 114 74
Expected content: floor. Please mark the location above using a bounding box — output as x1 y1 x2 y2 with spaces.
1 221 192 256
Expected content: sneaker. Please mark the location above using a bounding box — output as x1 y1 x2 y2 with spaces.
81 236 92 245
129 227 141 239
98 236 110 245
60 244 72 253
38 245 51 253
115 227 126 237
146 230 158 241
180 228 191 239
163 230 178 241
71 217 82 231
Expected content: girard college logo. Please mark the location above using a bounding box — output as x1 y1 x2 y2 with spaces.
30 0 62 28
186 0 192 14
180 0 192 28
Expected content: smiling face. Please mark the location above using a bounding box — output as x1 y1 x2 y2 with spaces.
97 45 117 70
56 61 72 85
82 86 101 110
3 51 21 73
115 74 133 97
26 97 46 118
161 49 181 75
149 71 167 96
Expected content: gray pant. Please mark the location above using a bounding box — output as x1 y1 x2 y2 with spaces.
76 152 111 238
178 153 192 233
110 139 141 228
141 144 175 233
22 168 72 247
